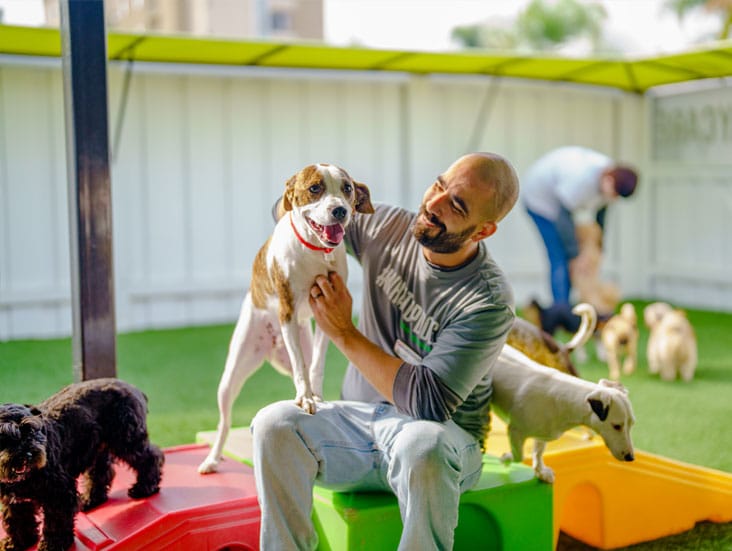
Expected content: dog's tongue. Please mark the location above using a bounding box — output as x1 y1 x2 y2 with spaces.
323 223 344 245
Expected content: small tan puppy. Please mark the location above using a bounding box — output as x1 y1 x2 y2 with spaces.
507 303 597 376
571 223 621 318
600 302 638 380
644 302 697 382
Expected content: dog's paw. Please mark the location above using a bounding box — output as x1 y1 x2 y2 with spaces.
535 466 555 484
198 456 221 474
500 452 514 465
1 531 40 551
295 394 317 414
38 535 74 551
128 482 161 499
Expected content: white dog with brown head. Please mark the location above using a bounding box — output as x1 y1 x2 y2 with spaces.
198 163 374 474
492 345 635 483
644 302 697 382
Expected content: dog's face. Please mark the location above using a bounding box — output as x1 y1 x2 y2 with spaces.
644 302 673 330
283 164 374 248
586 379 635 462
602 302 638 345
0 404 47 483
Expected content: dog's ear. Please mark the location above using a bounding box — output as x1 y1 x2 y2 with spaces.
588 398 609 421
587 389 611 421
354 182 375 214
282 174 296 212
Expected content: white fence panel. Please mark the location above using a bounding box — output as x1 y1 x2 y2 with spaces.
9 56 720 341
645 84 732 310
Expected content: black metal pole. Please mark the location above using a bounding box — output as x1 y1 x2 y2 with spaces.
60 0 117 381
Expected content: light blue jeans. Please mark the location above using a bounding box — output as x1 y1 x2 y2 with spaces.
251 400 484 551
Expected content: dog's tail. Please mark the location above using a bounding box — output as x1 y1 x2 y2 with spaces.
566 303 598 351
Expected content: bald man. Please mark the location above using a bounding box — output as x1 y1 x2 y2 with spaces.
252 153 520 550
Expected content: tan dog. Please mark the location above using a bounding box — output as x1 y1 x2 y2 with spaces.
571 222 620 317
491 345 636 483
600 302 638 380
198 164 374 474
644 302 697 382
507 303 597 376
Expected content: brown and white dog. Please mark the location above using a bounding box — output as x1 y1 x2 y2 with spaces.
644 302 697 382
507 303 597 376
599 302 639 381
198 164 374 474
491 346 636 483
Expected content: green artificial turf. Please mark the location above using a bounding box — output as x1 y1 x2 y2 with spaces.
1 300 730 550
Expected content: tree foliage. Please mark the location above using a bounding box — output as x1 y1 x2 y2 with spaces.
664 0 732 39
451 0 607 52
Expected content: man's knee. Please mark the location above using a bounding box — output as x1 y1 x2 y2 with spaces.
393 422 458 479
251 400 304 446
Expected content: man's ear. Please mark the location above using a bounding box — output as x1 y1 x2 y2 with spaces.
472 221 497 242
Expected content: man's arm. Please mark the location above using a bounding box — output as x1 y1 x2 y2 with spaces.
309 272 402 402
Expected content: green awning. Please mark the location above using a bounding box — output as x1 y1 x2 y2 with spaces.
1 24 731 93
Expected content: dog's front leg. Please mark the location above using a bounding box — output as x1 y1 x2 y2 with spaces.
1 501 40 551
282 320 317 414
39 488 78 551
531 440 555 483
501 426 527 466
623 337 638 375
606 348 621 381
308 326 329 402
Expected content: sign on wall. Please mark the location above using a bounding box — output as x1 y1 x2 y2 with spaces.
652 87 732 163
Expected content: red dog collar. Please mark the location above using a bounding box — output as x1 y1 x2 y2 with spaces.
290 213 334 254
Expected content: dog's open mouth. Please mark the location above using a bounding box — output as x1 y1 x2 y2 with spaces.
307 217 344 247
1 464 30 482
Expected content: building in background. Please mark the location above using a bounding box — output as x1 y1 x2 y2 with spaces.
42 0 323 40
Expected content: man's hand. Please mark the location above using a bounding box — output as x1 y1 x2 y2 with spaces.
309 272 357 345
309 271 402 402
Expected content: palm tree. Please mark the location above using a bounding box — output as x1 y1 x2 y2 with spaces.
451 0 607 53
664 0 732 39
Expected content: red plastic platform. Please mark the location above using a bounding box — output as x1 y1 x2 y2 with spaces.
0 444 260 551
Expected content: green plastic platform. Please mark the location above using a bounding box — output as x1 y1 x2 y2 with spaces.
197 428 553 550
312 455 552 551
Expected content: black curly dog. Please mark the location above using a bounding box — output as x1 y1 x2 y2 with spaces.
0 378 164 551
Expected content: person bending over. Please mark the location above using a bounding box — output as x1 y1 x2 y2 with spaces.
521 145 638 334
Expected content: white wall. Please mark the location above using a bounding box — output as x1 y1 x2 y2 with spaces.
644 83 732 310
1 56 684 340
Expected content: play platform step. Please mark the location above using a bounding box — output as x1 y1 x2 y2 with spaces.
0 444 260 551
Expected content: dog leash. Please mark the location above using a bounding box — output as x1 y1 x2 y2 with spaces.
289 213 334 254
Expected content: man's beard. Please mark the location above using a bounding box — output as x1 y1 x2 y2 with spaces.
412 206 476 254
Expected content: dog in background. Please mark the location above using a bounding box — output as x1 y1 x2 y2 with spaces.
0 378 163 551
198 164 374 475
507 303 597 376
491 345 635 483
571 222 621 318
600 302 639 380
644 302 697 382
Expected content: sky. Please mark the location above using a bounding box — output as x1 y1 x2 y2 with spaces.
0 0 723 56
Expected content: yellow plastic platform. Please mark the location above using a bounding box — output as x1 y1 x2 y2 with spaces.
485 415 732 549
198 415 732 550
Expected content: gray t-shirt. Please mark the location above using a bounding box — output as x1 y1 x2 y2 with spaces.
341 203 515 448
